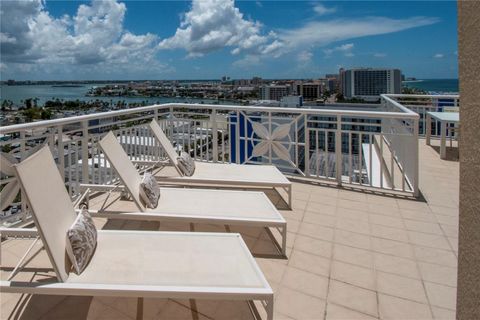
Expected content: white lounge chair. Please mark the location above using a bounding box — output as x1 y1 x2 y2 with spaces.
0 145 274 320
148 119 293 208
86 131 287 255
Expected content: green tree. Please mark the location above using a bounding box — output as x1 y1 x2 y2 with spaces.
25 98 33 109
41 108 52 120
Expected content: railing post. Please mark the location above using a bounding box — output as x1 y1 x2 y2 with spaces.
81 121 89 188
304 115 310 177
335 115 343 186
48 128 55 152
211 109 218 162
413 117 420 197
57 125 65 180
19 130 27 221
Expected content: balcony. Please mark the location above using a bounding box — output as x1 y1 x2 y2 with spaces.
0 94 459 319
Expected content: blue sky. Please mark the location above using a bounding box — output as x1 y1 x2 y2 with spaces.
0 0 458 80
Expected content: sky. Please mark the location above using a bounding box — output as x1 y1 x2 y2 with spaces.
0 0 458 81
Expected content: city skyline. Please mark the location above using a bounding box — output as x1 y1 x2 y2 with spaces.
0 0 458 81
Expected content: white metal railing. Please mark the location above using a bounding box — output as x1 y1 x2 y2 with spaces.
383 93 459 137
0 101 420 226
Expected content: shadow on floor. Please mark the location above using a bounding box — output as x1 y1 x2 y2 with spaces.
429 145 459 161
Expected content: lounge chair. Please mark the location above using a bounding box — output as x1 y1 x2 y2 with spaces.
148 119 293 208
0 145 274 320
85 131 287 255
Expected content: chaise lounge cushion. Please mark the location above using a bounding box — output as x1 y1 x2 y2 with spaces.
139 172 161 208
177 151 195 176
66 209 97 274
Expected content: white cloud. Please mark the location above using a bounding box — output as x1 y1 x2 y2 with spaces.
158 0 270 57
297 51 313 63
434 53 444 58
324 43 354 57
0 0 169 77
313 3 336 16
231 15 438 68
276 17 438 56
374 53 387 58
232 54 261 68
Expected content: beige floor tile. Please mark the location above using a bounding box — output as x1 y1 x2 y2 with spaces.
447 237 458 252
434 214 458 227
257 258 288 284
331 261 376 290
275 286 326 320
303 211 336 228
282 267 329 299
199 300 255 319
156 299 211 320
367 203 400 217
292 199 308 212
366 194 399 206
89 299 134 320
333 244 374 268
294 234 332 258
397 199 430 211
281 209 305 222
418 262 457 287
273 311 296 320
400 209 437 223
370 224 409 242
404 219 444 235
413 246 457 267
424 282 456 310
376 272 428 303
431 306 456 320
335 229 371 250
378 294 432 320
337 199 369 211
407 231 451 250
369 214 404 229
310 186 339 197
336 218 370 235
338 190 367 202
336 207 370 222
293 192 310 202
428 205 458 217
285 219 301 233
440 224 458 238
371 237 414 259
306 201 336 215
327 280 378 317
308 195 339 208
289 250 331 277
326 303 378 320
374 253 420 279
298 222 335 242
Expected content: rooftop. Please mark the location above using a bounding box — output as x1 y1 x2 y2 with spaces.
1 138 458 320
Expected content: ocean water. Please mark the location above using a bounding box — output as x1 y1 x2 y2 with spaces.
1 78 460 107
0 84 230 106
402 79 459 94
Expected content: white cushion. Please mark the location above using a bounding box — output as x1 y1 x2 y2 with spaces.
65 209 97 274
139 172 160 208
177 151 195 176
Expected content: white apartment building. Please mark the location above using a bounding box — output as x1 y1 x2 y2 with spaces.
260 85 291 101
340 68 402 100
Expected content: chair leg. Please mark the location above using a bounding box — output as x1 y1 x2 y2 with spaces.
282 225 287 257
265 296 274 320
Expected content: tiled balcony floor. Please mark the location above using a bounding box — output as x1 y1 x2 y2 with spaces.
1 139 459 320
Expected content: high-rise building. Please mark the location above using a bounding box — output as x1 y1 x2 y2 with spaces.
340 68 402 100
296 82 323 100
260 85 290 101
